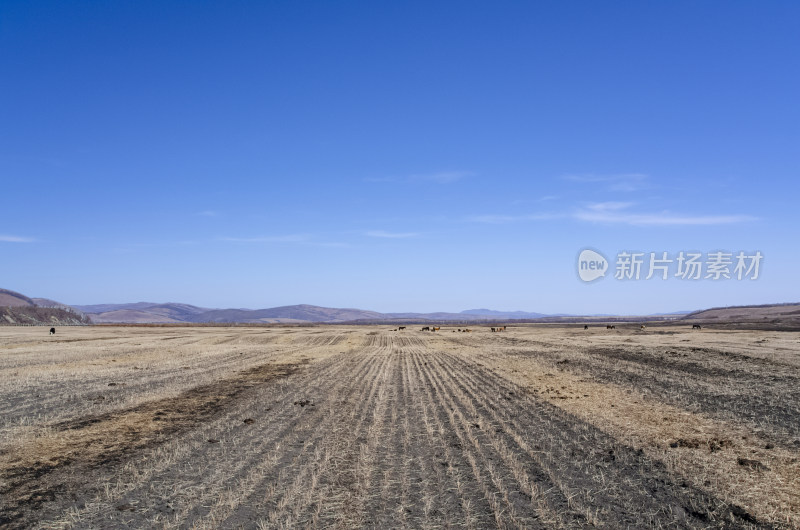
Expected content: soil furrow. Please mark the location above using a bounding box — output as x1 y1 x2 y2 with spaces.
437 349 770 528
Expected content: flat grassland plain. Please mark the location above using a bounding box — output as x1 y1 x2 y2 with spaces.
1 325 798 529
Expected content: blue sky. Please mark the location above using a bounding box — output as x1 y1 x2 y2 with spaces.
1 1 798 314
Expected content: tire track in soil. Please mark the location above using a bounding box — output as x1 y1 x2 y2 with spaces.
38 341 382 528
153 350 373 526
435 349 769 528
407 348 514 528
413 347 572 529
359 347 407 527
403 346 469 528
206 342 394 527
155 342 387 527
288 342 396 528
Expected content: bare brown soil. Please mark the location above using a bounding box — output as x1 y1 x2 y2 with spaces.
0 325 797 528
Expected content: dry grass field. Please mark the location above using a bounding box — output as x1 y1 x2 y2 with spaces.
1 324 798 528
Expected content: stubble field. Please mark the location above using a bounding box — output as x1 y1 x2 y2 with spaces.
0 324 798 529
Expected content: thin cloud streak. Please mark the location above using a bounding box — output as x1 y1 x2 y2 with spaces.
465 213 564 224
0 234 35 243
366 230 418 238
562 173 649 192
219 235 350 248
574 210 757 226
365 170 473 184
575 202 757 226
412 171 472 184
465 201 757 226
220 234 310 243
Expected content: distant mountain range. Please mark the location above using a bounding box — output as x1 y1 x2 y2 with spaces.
3 286 798 327
71 302 558 324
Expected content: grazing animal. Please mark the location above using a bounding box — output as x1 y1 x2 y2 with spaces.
584 325 588 330
606 325 616 330
692 324 702 330
398 326 406 330
434 327 440 331
49 327 55 335
421 326 430 331
491 327 496 332
640 325 646 331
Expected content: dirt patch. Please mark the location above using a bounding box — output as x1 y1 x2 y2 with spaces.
0 361 304 528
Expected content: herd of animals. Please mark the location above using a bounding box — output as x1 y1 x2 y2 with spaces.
43 324 705 335
388 324 703 332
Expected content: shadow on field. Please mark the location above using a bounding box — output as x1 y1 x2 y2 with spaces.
0 360 305 529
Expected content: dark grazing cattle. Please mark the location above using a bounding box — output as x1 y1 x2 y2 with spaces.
606 325 616 330
49 327 55 335
491 327 496 332
398 326 406 330
692 324 702 330
421 326 430 331
584 325 588 330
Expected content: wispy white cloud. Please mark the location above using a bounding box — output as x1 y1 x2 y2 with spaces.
313 241 351 248
362 176 396 183
465 213 564 224
562 173 649 192
365 170 473 184
219 234 311 243
511 195 559 205
197 210 219 217
581 201 635 212
219 234 350 247
0 234 35 243
412 171 472 184
465 201 756 227
365 230 418 239
574 202 757 226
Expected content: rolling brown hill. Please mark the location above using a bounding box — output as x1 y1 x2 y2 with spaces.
185 304 386 324
683 303 800 329
0 289 36 307
73 303 213 323
0 288 90 326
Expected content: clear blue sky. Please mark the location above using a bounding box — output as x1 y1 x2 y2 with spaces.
1 1 798 314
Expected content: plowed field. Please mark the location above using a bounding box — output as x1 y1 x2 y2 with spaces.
1 325 798 528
